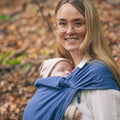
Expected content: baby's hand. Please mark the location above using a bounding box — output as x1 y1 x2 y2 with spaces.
73 109 82 120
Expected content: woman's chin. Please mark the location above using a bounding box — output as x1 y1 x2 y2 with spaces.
65 47 79 53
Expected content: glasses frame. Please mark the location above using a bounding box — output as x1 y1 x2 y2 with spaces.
55 20 86 33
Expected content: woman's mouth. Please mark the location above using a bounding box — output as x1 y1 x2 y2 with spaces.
65 38 79 41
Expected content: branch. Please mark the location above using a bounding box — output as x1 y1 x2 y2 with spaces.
0 65 16 72
0 2 27 24
32 0 56 38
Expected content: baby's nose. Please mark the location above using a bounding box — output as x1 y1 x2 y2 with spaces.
65 70 70 75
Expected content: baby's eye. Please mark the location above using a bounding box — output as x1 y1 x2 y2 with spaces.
58 68 65 72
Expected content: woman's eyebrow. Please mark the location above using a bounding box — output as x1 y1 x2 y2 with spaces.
73 18 85 22
57 18 85 22
57 18 66 21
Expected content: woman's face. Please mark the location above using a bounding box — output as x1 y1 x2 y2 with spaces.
56 3 86 53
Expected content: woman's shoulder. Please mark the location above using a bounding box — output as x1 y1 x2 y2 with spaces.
87 59 111 73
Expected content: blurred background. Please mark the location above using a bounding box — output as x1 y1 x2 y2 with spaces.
0 0 120 119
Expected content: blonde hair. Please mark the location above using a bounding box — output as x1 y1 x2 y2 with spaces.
55 0 120 86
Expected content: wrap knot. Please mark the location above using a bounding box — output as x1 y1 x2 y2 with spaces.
58 79 80 103
58 79 70 88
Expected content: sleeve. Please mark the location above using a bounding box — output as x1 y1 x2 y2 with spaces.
86 89 120 120
63 104 78 120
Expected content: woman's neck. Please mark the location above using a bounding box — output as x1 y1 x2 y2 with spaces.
70 51 83 67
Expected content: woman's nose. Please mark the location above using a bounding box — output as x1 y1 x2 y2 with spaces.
66 25 74 34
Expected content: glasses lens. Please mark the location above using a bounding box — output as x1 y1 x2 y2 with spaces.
56 21 66 32
57 25 66 32
56 21 85 33
74 28 82 33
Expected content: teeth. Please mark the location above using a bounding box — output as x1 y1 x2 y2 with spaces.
66 39 78 41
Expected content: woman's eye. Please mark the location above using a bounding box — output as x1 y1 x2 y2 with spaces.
59 22 66 26
74 22 82 26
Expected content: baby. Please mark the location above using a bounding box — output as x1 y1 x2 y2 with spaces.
39 58 82 120
23 58 82 120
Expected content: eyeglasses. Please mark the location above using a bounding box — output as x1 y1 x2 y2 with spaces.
56 20 85 33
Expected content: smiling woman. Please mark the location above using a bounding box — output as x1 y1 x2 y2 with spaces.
23 0 120 120
55 3 86 55
54 0 120 120
55 0 120 83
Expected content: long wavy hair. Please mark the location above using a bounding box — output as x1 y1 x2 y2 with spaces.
55 0 120 87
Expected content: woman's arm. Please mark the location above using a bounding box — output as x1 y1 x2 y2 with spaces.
87 89 120 120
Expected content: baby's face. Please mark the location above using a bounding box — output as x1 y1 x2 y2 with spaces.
50 61 72 77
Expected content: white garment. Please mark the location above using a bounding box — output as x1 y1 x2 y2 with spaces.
71 92 94 120
89 89 120 120
64 56 120 120
71 89 120 120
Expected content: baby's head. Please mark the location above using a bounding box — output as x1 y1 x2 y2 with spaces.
39 58 73 78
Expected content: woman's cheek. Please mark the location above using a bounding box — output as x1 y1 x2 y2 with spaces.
57 33 65 46
79 26 86 36
57 31 64 41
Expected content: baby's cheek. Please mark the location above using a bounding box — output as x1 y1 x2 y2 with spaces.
57 72 66 77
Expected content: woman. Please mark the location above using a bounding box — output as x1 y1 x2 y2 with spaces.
23 0 120 120
55 0 120 119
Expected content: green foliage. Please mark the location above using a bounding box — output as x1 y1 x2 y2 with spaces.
31 8 36 12
18 54 27 57
49 53 54 57
51 45 56 49
0 51 10 60
9 16 18 22
42 49 48 55
2 59 20 65
3 60 12 65
12 59 20 65
0 15 8 20
0 14 18 22
0 51 21 65
23 63 31 73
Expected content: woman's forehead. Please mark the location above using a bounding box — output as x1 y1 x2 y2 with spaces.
56 3 84 20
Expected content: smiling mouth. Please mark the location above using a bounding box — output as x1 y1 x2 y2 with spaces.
65 38 79 41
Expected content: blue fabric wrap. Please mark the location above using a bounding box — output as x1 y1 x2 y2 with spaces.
23 61 120 120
